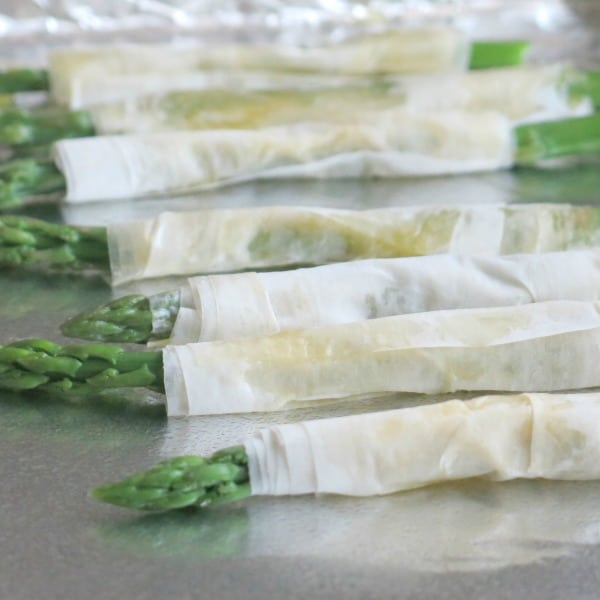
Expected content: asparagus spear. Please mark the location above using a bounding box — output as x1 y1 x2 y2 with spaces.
58 248 600 347
91 391 600 512
92 448 250 511
4 201 600 279
6 111 600 209
0 215 109 269
0 338 163 395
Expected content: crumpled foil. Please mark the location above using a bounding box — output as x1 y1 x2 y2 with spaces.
0 1 598 65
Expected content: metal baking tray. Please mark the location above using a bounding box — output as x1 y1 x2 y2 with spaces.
2 3 600 598
3 169 600 600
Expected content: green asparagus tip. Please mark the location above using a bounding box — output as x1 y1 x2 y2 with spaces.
0 158 65 210
515 113 600 165
61 294 154 344
92 448 251 511
0 107 95 147
469 40 529 70
0 337 164 396
0 214 109 270
0 68 49 94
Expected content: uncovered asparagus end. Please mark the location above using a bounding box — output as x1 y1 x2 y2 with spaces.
92 448 251 511
0 159 65 210
62 294 154 344
0 107 95 147
469 40 529 70
0 68 49 94
0 215 109 271
0 338 164 395
61 290 181 344
515 113 600 165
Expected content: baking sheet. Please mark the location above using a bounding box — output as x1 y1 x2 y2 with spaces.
3 170 600 600
2 2 600 597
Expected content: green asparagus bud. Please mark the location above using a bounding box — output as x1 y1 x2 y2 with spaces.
0 215 109 270
468 41 529 70
0 159 65 210
0 69 49 94
92 447 251 511
515 113 600 165
0 338 164 395
0 107 95 147
61 291 181 344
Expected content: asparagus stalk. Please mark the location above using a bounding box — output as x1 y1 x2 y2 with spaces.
468 40 528 70
92 448 250 511
0 215 109 269
515 113 600 164
0 338 163 395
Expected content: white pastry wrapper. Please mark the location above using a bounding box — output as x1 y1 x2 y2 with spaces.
48 28 470 107
167 249 600 344
244 392 600 496
105 203 600 285
88 65 592 135
53 110 514 203
63 70 373 110
163 300 600 416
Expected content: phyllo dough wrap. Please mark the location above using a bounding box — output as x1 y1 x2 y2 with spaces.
106 204 600 285
48 28 470 107
53 110 514 202
88 65 591 134
163 300 600 415
245 392 600 496
166 250 600 343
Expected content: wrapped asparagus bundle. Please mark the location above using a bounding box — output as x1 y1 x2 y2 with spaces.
45 30 525 107
62 249 600 345
52 112 600 203
91 65 594 133
3 204 600 284
162 300 600 415
4 65 595 150
6 301 600 413
92 391 600 511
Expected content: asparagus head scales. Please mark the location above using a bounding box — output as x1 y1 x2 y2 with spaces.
61 291 180 344
0 215 109 269
0 69 49 94
92 448 251 511
0 338 163 395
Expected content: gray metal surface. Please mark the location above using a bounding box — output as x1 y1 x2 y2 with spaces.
2 171 600 600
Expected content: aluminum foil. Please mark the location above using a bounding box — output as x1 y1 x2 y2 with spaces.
0 1 593 65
